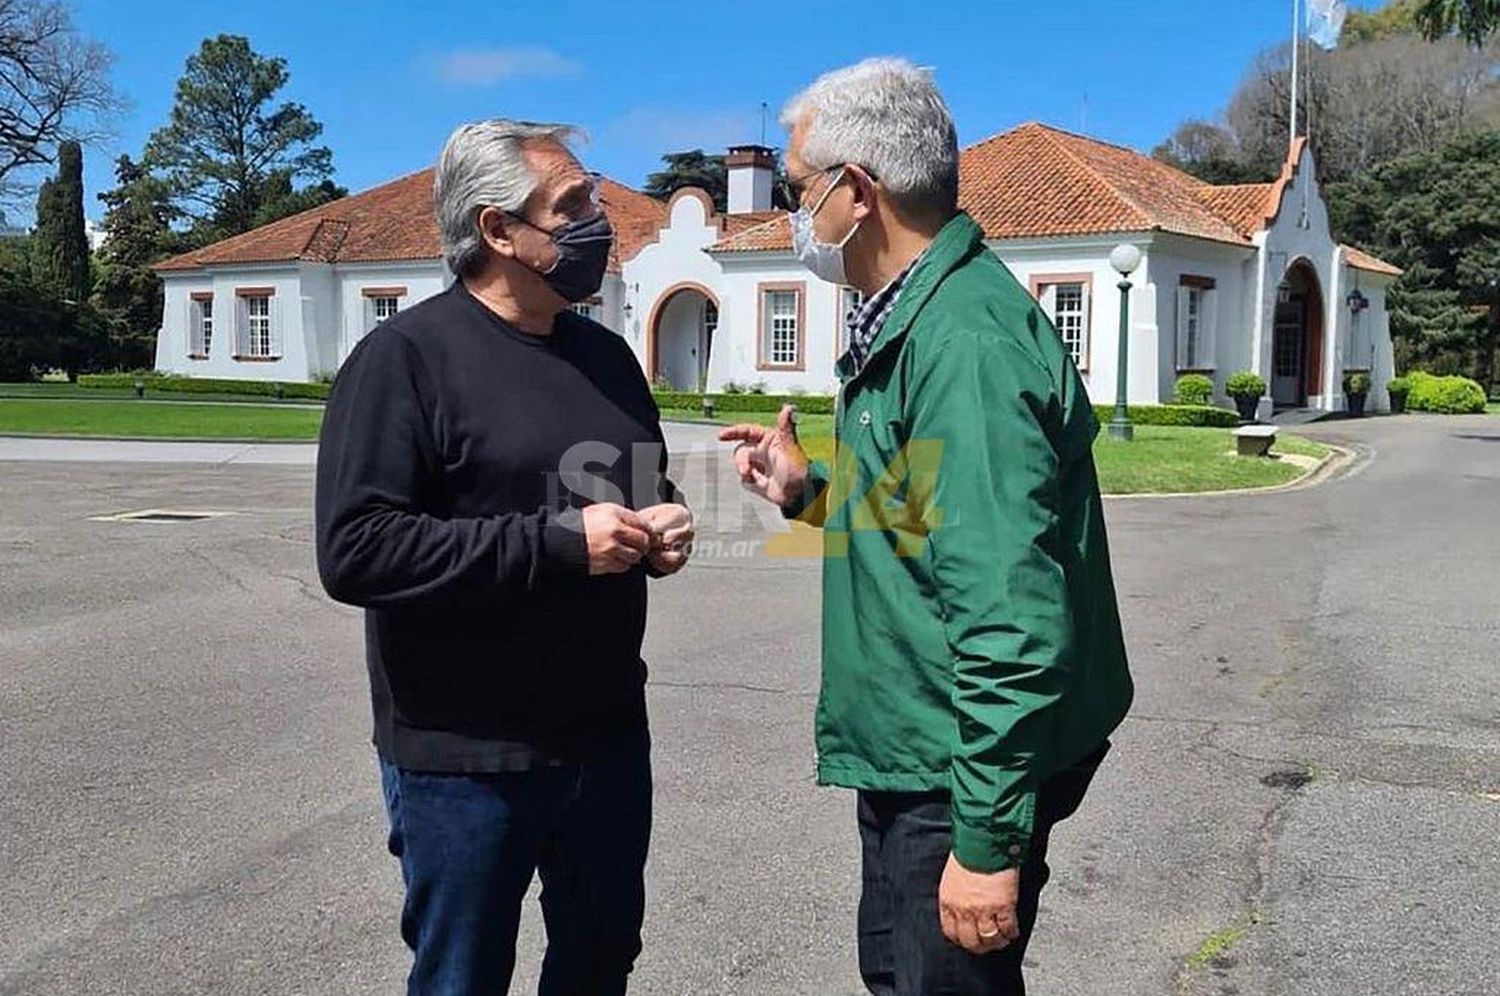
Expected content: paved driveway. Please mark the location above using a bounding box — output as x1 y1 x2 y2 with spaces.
0 414 1495 994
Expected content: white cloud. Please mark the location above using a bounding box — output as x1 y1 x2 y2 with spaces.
434 46 584 86
604 107 765 154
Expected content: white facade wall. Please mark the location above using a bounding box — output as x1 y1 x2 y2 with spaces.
713 255 845 394
334 262 449 359
1140 235 1259 404
156 266 308 381
1252 143 1340 414
993 238 1160 405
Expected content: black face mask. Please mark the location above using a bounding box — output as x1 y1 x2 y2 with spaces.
508 210 614 303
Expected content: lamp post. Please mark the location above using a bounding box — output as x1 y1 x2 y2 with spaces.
1108 243 1142 442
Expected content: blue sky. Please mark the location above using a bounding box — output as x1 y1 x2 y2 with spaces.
64 0 1379 224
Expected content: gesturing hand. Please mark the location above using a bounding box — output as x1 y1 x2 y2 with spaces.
717 404 811 508
580 503 652 576
938 854 1021 955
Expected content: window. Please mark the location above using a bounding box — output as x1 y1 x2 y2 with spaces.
703 300 718 338
1176 277 1218 370
570 298 601 322
246 296 272 357
234 289 278 360
362 287 406 333
188 295 213 358
759 285 803 369
1032 276 1091 368
837 285 864 356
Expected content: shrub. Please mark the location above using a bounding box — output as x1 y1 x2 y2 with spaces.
1093 404 1240 428
78 373 330 400
1173 373 1214 406
721 381 743 394
1343 371 1372 395
1387 376 1410 397
653 391 835 416
1225 371 1267 399
1405 371 1487 414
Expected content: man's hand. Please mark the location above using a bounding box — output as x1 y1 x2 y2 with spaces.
938 854 1021 955
639 502 694 576
717 404 811 508
581 503 652 575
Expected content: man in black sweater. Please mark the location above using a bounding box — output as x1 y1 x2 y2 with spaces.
315 119 691 995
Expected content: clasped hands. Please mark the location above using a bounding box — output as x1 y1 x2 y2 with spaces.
581 502 694 576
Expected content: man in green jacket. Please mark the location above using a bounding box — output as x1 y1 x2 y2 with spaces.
720 58 1133 994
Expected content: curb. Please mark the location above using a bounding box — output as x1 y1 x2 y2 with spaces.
1104 442 1356 501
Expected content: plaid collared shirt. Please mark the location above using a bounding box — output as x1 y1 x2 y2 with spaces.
842 254 922 376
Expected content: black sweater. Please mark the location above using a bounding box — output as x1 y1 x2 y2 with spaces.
315 284 675 771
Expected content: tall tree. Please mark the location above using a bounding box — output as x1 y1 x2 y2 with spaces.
644 150 728 210
30 139 88 301
1185 28 1499 186
643 148 796 212
1152 120 1277 184
144 34 333 241
1414 0 1500 42
0 0 116 200
1330 131 1500 390
249 170 345 228
93 154 185 368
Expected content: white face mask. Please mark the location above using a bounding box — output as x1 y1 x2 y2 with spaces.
789 167 860 285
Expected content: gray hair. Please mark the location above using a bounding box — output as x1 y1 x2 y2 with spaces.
434 119 579 275
781 57 959 221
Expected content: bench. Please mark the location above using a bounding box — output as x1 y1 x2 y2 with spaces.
1232 424 1278 457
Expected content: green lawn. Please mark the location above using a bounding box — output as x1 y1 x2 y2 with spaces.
664 409 1328 495
1488 402 1500 416
0 399 323 440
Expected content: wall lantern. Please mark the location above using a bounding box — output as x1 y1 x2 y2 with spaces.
1346 288 1368 314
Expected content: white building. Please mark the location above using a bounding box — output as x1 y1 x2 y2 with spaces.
153 124 1401 416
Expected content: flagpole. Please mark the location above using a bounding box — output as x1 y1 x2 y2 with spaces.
1290 0 1301 145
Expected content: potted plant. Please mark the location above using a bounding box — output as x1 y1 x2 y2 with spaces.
1344 371 1371 417
1387 375 1410 415
1225 371 1266 424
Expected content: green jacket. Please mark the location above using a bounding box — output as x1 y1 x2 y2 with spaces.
787 213 1133 873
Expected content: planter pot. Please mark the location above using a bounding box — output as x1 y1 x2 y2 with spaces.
1231 394 1260 423
1347 392 1368 417
1390 392 1408 415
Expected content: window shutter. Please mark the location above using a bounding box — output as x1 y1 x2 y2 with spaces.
1078 283 1092 363
185 299 197 355
1039 283 1057 321
1176 287 1192 369
235 297 249 356
1202 289 1218 369
271 297 283 357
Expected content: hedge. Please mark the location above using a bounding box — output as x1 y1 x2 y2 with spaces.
79 373 330 400
1404 371 1487 415
1094 403 1240 428
652 391 835 415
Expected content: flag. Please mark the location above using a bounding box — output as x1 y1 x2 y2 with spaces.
1308 0 1348 50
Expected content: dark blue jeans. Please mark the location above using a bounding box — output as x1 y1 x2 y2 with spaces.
856 742 1109 996
378 733 652 996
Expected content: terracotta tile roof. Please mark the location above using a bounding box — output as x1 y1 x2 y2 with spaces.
154 169 668 275
1195 183 1277 238
710 122 1298 253
1342 244 1403 277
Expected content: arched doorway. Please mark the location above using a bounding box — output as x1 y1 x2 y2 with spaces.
647 283 718 392
1271 259 1325 408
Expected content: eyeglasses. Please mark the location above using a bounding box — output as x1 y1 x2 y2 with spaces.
786 163 880 207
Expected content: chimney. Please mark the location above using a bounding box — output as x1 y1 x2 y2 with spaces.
725 144 775 214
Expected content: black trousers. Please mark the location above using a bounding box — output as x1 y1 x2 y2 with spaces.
856 742 1109 996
